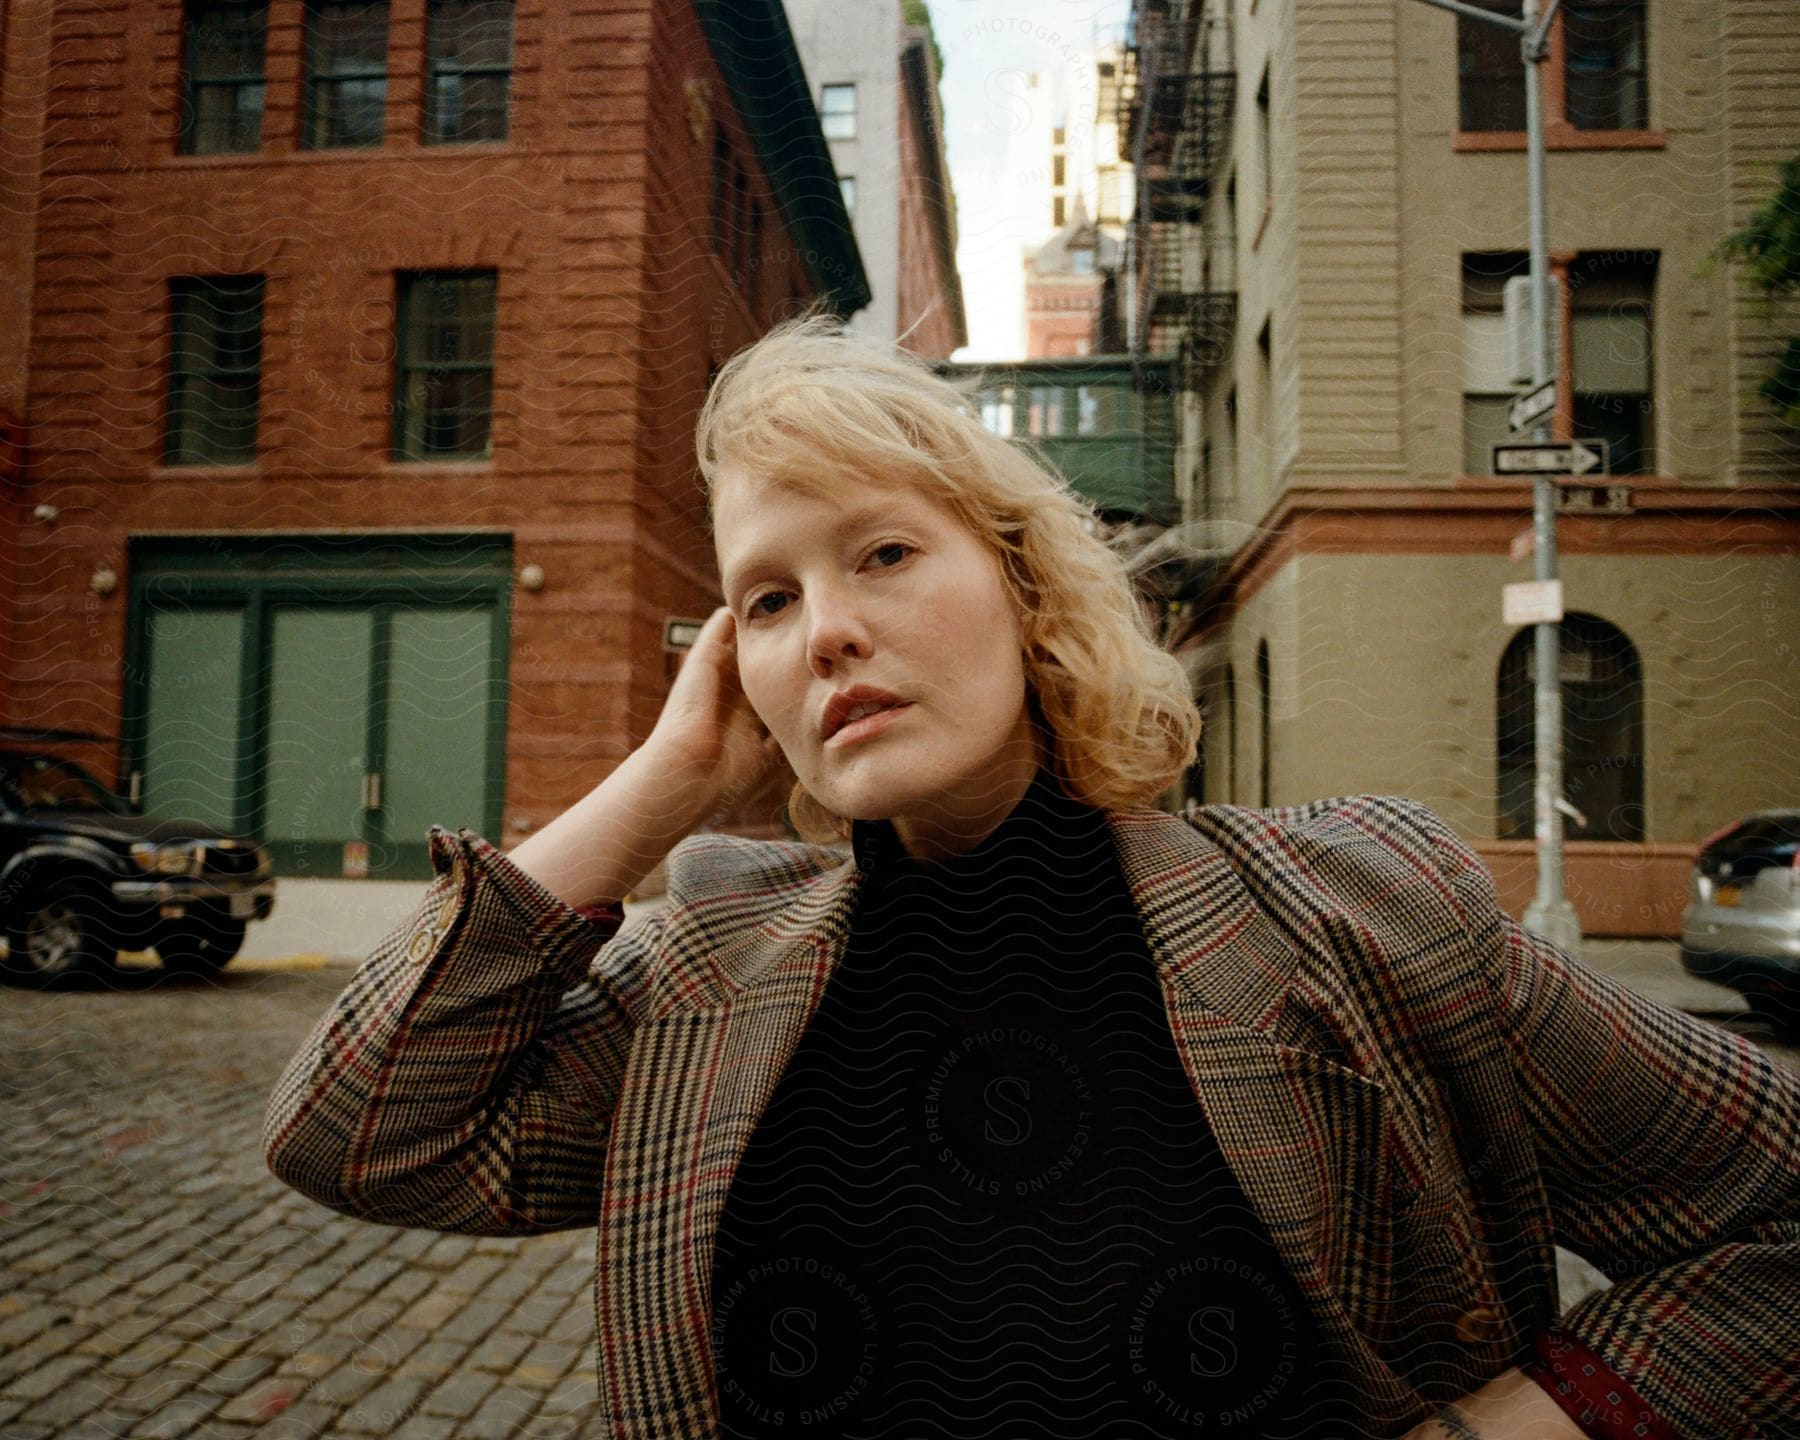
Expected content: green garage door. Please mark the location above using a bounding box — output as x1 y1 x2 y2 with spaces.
127 536 511 880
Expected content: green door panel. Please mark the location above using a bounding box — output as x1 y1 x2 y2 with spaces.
382 607 493 869
264 607 375 877
142 607 245 830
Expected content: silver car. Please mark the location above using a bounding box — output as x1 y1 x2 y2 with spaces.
1680 809 1800 1033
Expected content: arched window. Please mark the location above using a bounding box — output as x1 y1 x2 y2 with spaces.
1496 613 1645 842
1256 640 1271 807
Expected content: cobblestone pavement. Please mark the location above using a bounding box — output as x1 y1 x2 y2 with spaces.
2 947 1794 1438
0 961 604 1439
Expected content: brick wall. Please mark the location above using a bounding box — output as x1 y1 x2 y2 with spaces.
7 0 823 843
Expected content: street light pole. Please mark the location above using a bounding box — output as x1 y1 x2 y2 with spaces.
1411 0 1581 955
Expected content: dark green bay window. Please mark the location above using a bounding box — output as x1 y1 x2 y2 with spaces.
165 277 263 465
180 1 268 155
393 271 497 461
424 0 514 143
302 0 389 149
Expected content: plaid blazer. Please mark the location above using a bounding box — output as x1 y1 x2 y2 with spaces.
263 794 1800 1438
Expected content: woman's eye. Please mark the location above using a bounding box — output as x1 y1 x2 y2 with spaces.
747 590 789 619
869 542 911 568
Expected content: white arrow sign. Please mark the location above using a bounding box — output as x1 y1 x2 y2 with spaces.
1492 439 1608 477
1507 381 1557 433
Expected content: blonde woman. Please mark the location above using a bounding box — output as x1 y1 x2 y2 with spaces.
265 319 1799 1439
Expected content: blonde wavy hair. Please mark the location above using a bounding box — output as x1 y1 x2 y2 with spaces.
696 315 1200 843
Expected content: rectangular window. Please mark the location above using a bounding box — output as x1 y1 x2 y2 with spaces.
1458 0 1647 133
820 83 856 140
180 2 268 155
1462 253 1527 473
978 385 1015 437
839 175 856 218
393 271 497 462
1255 67 1272 217
1569 253 1655 473
302 0 389 149
424 0 513 144
1457 0 1524 132
1222 387 1238 498
165 277 263 465
1563 1 1648 130
1255 322 1273 487
1027 386 1064 437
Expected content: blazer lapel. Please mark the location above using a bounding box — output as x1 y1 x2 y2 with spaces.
1103 808 1409 1368
595 852 867 1437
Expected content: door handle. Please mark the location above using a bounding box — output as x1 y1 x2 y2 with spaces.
362 772 383 810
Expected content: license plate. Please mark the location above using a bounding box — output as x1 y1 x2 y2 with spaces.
1714 885 1741 908
229 893 255 919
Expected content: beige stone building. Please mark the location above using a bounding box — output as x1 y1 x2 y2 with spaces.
1122 0 1800 934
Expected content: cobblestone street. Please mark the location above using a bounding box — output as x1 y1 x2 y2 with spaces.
0 962 604 1439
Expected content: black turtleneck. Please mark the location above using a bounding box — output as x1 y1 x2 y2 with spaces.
709 769 1337 1438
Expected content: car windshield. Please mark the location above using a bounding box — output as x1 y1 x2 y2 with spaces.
0 754 132 814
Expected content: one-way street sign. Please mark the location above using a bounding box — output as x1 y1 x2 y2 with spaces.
1507 381 1557 433
1492 439 1608 477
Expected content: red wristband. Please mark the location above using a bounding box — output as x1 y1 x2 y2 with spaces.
1520 1328 1673 1440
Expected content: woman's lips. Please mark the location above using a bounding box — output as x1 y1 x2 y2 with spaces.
823 702 913 749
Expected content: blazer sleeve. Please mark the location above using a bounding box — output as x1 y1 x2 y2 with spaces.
1412 802 1800 1440
262 825 657 1236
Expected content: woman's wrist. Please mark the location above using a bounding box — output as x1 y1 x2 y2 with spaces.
507 745 715 908
1399 1367 1588 1439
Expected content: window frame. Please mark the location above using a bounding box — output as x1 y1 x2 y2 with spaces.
391 269 499 464
164 275 264 467
300 0 390 151
1454 0 1659 149
1461 251 1656 478
820 83 857 141
422 0 514 146
179 1 270 156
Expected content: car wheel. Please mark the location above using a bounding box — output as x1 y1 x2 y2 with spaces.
1745 991 1800 1039
154 909 248 978
3 879 117 987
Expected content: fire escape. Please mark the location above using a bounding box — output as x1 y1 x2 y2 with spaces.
1120 0 1236 395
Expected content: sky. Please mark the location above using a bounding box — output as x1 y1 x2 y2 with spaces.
932 0 1133 360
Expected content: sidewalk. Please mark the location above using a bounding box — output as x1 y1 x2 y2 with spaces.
228 877 674 972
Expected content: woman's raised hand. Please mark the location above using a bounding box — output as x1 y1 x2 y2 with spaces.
643 606 787 817
506 607 788 908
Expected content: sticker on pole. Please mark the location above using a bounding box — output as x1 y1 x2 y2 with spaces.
1503 580 1563 626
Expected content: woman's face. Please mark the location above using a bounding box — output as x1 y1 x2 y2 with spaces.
713 463 1045 859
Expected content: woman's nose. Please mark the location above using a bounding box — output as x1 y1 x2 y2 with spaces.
806 584 873 677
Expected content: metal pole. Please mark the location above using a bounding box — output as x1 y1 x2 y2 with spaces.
1518 0 1581 955
1410 0 1580 954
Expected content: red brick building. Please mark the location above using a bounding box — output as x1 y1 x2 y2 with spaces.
892 23 963 359
0 0 866 879
1024 195 1119 359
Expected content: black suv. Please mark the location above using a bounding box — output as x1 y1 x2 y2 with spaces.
1 728 276 985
